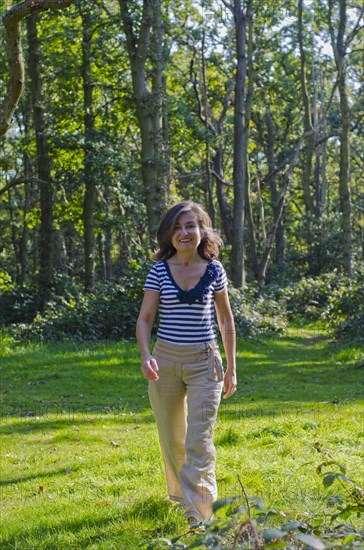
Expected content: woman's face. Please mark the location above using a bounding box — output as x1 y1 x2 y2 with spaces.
170 211 202 253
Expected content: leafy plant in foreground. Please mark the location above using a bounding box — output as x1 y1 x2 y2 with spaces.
314 442 364 525
144 447 364 549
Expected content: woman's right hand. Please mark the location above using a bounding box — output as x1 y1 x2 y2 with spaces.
141 356 159 381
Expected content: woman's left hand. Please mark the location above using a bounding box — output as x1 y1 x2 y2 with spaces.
223 369 237 399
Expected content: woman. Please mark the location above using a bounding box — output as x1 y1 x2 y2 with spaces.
136 201 236 526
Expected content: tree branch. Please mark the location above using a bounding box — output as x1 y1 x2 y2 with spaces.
314 114 364 147
0 176 48 197
211 169 233 186
0 0 73 136
344 5 364 49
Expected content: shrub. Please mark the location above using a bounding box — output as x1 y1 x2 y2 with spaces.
269 269 364 340
228 286 287 339
0 284 41 326
9 260 150 342
145 445 364 549
275 272 345 321
325 272 364 340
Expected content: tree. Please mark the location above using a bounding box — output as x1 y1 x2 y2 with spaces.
119 0 169 240
27 13 53 291
189 22 235 243
298 0 315 214
80 3 97 292
328 0 358 277
1 0 362 292
230 0 252 288
0 0 73 138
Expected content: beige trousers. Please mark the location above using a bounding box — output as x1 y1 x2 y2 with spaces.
148 338 224 522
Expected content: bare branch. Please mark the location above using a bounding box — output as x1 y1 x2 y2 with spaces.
0 176 48 196
0 0 73 136
211 169 233 186
344 5 364 49
314 114 364 147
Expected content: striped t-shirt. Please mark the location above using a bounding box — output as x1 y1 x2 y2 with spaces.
143 259 227 344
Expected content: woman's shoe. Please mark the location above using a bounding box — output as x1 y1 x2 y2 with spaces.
186 516 205 533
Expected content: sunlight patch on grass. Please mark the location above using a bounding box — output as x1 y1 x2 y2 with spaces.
1 334 363 548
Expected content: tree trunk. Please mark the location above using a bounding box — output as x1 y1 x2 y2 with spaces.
231 0 251 287
26 14 53 293
265 104 285 268
81 8 96 292
244 166 259 278
102 186 113 280
19 158 31 284
18 96 32 285
7 189 21 283
214 143 233 244
201 28 215 225
1 0 73 136
337 0 352 277
313 68 327 219
258 135 307 291
329 0 352 277
298 0 315 214
119 0 167 240
151 0 170 212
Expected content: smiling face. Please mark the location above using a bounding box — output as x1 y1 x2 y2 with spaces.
170 211 202 254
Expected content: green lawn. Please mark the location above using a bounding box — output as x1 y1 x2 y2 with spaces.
0 329 363 549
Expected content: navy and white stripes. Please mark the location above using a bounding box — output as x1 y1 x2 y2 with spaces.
143 260 227 345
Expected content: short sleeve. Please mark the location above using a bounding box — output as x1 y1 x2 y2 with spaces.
143 264 161 292
213 262 227 292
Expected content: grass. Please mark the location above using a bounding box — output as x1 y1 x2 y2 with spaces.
0 327 363 549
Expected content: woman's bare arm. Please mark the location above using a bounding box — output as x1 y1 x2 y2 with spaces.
215 288 237 398
136 290 160 380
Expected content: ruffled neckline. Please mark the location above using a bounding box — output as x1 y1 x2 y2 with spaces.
164 260 219 304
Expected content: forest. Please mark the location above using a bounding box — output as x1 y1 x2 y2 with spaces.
0 0 363 340
1 3 363 548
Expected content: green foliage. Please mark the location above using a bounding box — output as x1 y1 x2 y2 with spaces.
314 442 364 525
285 212 347 278
267 270 364 341
4 261 150 342
2 267 362 343
325 272 364 340
228 285 287 339
0 271 14 292
1 264 288 342
146 447 364 549
276 272 345 321
0 284 41 325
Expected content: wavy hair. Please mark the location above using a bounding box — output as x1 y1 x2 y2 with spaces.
153 201 223 261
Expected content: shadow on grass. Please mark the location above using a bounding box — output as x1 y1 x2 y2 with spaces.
1 335 363 422
1 495 181 549
0 410 156 435
0 465 83 487
0 513 127 550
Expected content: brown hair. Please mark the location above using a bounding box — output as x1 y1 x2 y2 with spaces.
153 201 223 261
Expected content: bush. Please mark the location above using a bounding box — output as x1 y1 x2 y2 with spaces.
14 282 142 342
8 261 150 342
146 445 364 549
228 286 287 339
268 269 364 341
275 272 345 321
4 264 361 343
0 284 41 326
325 273 364 340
